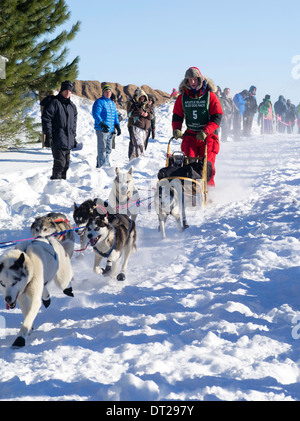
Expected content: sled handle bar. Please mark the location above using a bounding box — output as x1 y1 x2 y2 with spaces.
167 136 207 155
166 136 207 167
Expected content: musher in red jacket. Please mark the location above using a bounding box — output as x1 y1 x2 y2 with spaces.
172 67 223 186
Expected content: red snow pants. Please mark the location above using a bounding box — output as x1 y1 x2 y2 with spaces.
181 132 220 186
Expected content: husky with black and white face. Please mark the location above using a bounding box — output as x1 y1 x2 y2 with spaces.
86 215 136 282
0 237 74 348
73 199 98 253
73 198 113 254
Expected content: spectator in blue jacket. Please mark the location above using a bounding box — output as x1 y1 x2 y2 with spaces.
92 84 121 168
233 89 249 139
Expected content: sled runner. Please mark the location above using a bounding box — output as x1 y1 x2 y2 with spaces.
156 137 208 230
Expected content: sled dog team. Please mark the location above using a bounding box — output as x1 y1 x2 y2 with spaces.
0 167 184 348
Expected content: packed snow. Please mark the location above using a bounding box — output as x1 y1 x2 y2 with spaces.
0 94 300 401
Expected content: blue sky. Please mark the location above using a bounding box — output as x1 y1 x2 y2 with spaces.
63 0 300 104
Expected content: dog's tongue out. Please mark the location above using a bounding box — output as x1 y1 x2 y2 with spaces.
90 236 99 247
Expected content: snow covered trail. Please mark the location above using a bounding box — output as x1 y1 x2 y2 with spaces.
0 97 300 401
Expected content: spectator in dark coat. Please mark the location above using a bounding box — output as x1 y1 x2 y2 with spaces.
215 86 222 98
42 80 78 180
274 95 288 133
243 86 258 136
286 99 297 134
127 88 153 160
220 88 235 141
145 94 156 150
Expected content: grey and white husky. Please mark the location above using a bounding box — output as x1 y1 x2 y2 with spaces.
31 212 75 258
86 214 136 281
108 167 140 221
154 179 184 238
0 237 74 348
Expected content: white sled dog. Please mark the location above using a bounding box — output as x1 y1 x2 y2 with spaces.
108 167 140 221
86 214 136 281
154 179 183 238
0 237 74 348
31 212 75 258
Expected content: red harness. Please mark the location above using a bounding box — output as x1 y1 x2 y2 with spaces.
53 218 70 241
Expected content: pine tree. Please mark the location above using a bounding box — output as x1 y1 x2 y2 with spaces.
0 0 80 146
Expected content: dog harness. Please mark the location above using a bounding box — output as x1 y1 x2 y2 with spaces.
93 237 116 258
114 188 140 210
54 218 69 223
92 218 133 259
53 218 70 241
30 238 58 260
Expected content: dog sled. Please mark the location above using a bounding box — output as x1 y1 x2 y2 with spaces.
156 136 209 229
